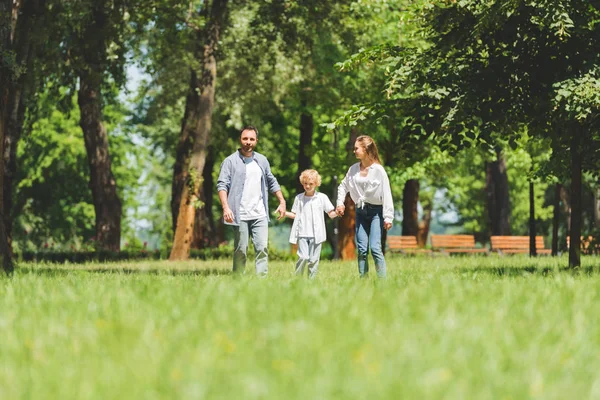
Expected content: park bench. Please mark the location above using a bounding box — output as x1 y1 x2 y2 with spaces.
567 236 599 255
490 236 551 255
387 235 432 255
430 234 488 254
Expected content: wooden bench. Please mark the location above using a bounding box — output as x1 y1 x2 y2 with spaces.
430 234 488 254
490 236 551 255
387 235 432 255
567 236 599 255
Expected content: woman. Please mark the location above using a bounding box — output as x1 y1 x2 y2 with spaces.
336 135 393 278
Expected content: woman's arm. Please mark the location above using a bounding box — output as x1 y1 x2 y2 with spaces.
336 166 354 215
380 167 394 227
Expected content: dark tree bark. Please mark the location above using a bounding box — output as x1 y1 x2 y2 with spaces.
402 179 419 237
560 184 571 237
3 0 44 253
594 186 600 228
0 0 17 273
552 183 562 256
77 1 122 251
295 91 313 194
0 91 13 273
170 0 228 260
337 129 358 260
529 180 537 256
192 146 217 248
485 148 511 236
569 132 582 269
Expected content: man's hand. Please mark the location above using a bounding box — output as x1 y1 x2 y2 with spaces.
218 190 233 223
275 202 286 220
384 222 392 231
336 205 345 216
223 206 234 223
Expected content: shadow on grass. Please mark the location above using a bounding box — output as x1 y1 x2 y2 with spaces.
15 266 234 277
460 265 600 277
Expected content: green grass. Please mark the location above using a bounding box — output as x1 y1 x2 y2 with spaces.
2 255 600 399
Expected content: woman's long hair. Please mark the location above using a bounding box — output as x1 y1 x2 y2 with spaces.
356 135 381 164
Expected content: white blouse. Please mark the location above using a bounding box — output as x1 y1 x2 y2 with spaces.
337 162 394 224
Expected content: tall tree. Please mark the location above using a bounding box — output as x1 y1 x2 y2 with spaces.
170 0 228 260
73 0 124 251
485 148 511 236
3 0 46 252
0 0 17 272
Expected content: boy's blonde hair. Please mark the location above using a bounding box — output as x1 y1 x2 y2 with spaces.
299 169 322 187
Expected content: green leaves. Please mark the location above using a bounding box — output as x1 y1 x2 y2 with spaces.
553 69 600 121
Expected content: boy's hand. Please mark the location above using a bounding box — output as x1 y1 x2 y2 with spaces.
336 205 345 216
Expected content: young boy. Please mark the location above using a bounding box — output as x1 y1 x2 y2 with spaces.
286 169 337 278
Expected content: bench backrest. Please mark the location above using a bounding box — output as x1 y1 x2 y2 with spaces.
387 235 418 249
431 234 476 249
566 236 594 249
490 236 546 250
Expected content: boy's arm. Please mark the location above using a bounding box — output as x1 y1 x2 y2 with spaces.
323 194 337 219
285 211 296 219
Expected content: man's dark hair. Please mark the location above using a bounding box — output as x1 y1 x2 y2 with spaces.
240 125 259 137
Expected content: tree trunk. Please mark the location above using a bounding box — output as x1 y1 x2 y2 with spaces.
338 193 356 260
417 201 432 247
77 2 122 251
192 146 217 248
295 91 313 193
170 0 228 260
568 132 582 269
78 76 122 251
0 94 13 273
171 98 192 234
594 186 600 228
552 183 561 256
485 148 511 236
4 0 44 251
402 179 419 237
336 128 358 260
529 180 537 256
560 184 571 237
0 0 16 273
3 78 24 252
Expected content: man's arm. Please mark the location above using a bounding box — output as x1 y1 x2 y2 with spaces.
219 190 234 223
285 211 296 219
273 190 286 220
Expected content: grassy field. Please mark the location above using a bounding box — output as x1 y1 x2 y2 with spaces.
1 255 600 399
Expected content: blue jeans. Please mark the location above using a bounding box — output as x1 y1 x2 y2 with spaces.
355 204 387 278
232 218 269 275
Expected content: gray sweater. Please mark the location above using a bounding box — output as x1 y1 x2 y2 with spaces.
216 150 281 226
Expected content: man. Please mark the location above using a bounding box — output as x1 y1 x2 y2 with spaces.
217 126 286 275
